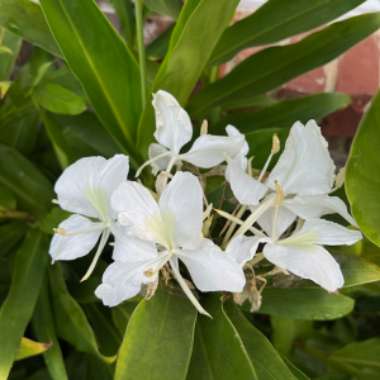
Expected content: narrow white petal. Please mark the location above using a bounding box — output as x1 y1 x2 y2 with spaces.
225 156 267 206
263 243 344 292
159 172 203 249
284 194 357 226
267 120 336 195
182 126 247 168
226 235 262 265
111 181 160 241
49 215 102 262
152 90 192 153
180 239 246 292
296 219 362 246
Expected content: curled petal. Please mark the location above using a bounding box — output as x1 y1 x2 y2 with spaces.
49 214 102 262
225 156 267 206
152 90 192 153
266 120 335 195
182 125 247 168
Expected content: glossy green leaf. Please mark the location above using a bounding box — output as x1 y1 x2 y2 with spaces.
0 0 59 56
0 145 53 218
115 288 197 380
335 252 380 288
49 265 114 363
145 0 181 18
138 0 239 151
40 0 142 161
329 338 380 376
346 91 380 246
34 83 87 115
259 288 354 320
110 0 135 43
283 358 310 380
0 29 22 80
215 93 351 134
32 282 68 380
224 302 296 380
187 296 258 380
111 302 137 335
16 337 50 361
190 13 380 116
211 0 365 64
0 230 49 380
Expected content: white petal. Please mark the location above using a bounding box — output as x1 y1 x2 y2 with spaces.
49 215 102 262
159 172 203 249
55 156 106 217
226 125 249 157
148 143 171 173
225 156 267 206
55 155 129 219
152 90 192 153
284 194 357 226
180 239 246 292
256 205 297 238
111 181 160 241
226 235 261 265
95 259 156 307
267 120 335 195
182 125 247 168
112 227 158 263
296 219 362 246
263 242 344 292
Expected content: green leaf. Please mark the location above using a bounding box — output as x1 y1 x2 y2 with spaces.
115 288 197 380
224 302 296 380
40 0 142 161
145 0 182 18
211 0 366 64
111 302 137 335
0 0 60 56
34 83 87 115
0 230 49 380
32 283 68 380
215 93 351 133
190 13 380 116
138 0 239 151
109 0 135 43
0 222 27 256
346 91 380 247
0 186 17 211
335 252 380 288
329 338 380 376
49 264 114 363
283 357 310 380
259 287 354 320
187 296 258 380
146 25 173 61
0 29 22 80
16 337 50 361
0 145 53 218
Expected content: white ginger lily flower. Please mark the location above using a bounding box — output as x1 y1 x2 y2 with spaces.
95 171 246 315
226 120 357 239
137 90 247 176
49 155 130 281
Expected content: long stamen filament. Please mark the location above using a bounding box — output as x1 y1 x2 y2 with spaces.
53 224 105 236
135 151 173 178
80 230 110 282
169 259 211 317
222 205 248 247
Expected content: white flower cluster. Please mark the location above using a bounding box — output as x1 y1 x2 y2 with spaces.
49 90 362 315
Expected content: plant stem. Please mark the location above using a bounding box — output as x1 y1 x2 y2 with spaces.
135 0 147 108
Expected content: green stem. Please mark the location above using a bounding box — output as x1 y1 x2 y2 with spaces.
0 209 33 221
135 0 147 108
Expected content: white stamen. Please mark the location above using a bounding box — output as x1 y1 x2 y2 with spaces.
135 150 173 178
